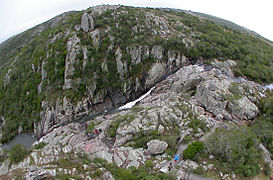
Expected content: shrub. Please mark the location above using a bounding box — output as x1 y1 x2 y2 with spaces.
107 119 122 138
182 135 192 144
204 127 261 177
251 117 273 155
103 162 176 180
93 157 107 165
57 157 71 168
193 166 206 176
183 141 204 160
33 142 47 149
86 121 95 133
264 163 271 177
165 148 175 156
56 173 82 180
144 160 154 170
228 82 242 100
252 92 273 156
9 144 29 164
188 117 208 133
163 135 178 151
77 151 92 164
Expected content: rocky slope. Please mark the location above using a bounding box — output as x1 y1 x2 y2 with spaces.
0 5 273 143
0 60 271 179
0 4 272 180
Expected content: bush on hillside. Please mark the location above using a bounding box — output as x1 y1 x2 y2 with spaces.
204 127 261 177
33 142 47 150
252 91 273 156
183 141 204 160
93 158 176 180
9 144 29 164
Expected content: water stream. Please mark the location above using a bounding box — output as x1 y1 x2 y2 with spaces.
3 87 155 148
265 83 273 90
5 81 271 149
2 133 37 150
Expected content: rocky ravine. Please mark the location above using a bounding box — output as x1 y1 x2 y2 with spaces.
0 60 271 179
32 5 193 139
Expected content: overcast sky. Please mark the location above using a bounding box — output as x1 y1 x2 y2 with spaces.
0 0 273 43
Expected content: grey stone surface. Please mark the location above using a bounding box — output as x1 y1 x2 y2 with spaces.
63 34 81 90
147 139 168 155
3 69 12 88
0 160 9 175
81 13 94 32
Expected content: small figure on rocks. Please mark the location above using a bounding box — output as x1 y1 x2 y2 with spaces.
174 154 180 163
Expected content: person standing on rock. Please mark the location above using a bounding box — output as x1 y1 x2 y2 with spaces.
95 129 98 134
174 154 180 163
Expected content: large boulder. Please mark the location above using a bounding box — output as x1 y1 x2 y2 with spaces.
147 139 168 155
81 13 94 32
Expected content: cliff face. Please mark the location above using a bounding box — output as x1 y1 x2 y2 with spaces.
0 60 271 179
0 5 273 143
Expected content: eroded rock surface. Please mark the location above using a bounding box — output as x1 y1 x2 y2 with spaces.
147 139 168 155
1 61 271 179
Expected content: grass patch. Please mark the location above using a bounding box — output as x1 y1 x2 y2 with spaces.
94 158 176 180
228 82 243 100
188 117 208 133
33 142 47 149
107 114 135 138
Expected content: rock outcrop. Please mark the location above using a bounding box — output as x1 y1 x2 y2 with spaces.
147 139 168 155
36 43 191 138
63 34 81 90
172 60 261 122
81 13 94 32
1 61 271 179
3 69 12 88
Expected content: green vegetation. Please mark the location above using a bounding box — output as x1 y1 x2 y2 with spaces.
127 126 179 156
86 122 95 133
263 163 271 177
130 129 159 149
33 142 47 150
228 82 243 100
192 166 207 177
144 159 154 170
183 141 204 160
107 114 135 138
188 117 208 133
0 5 273 146
252 90 273 156
204 127 261 177
164 9 273 83
93 158 176 180
55 174 82 180
9 144 30 164
0 150 8 163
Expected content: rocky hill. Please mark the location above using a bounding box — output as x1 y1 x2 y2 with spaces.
0 5 272 179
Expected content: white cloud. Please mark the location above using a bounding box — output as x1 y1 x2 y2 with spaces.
0 0 273 43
